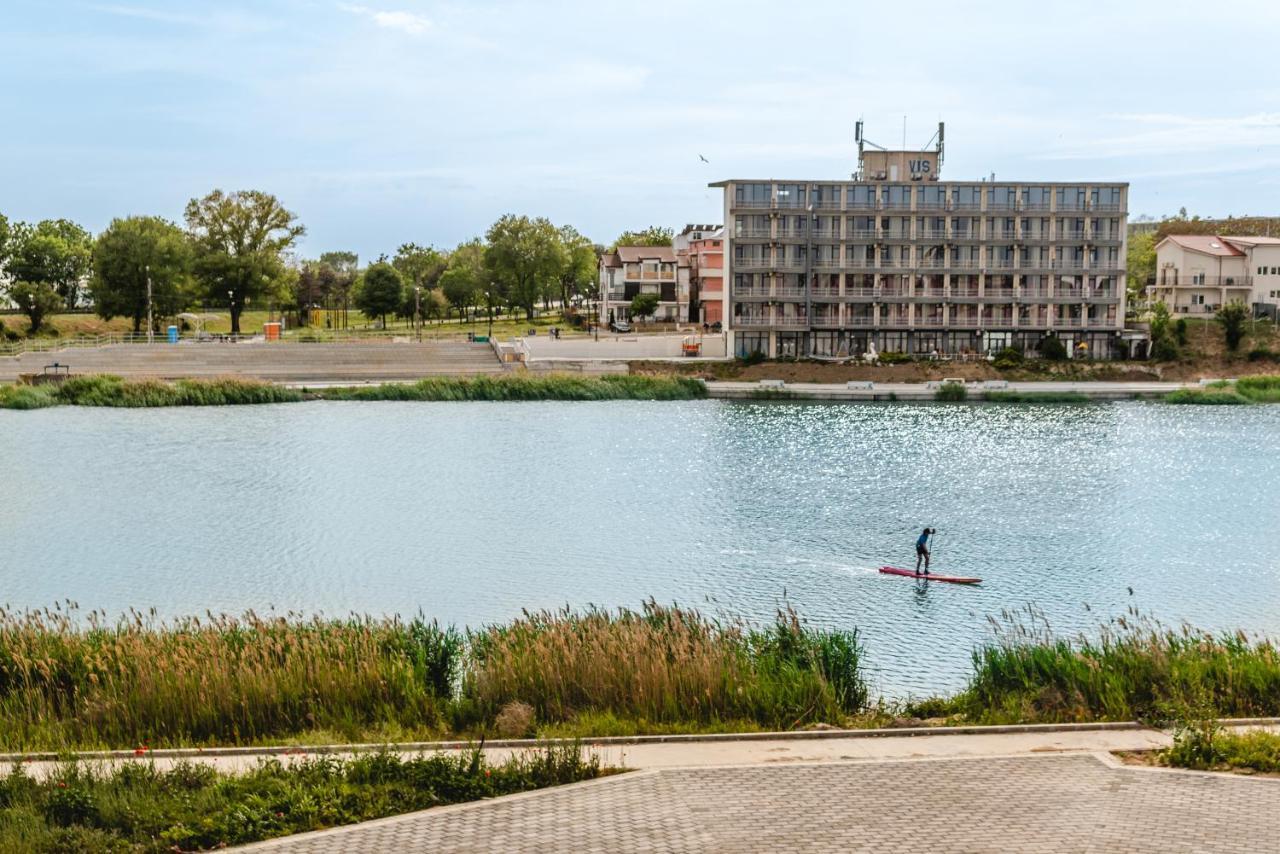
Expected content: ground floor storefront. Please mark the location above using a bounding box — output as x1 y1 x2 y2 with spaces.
731 329 1128 360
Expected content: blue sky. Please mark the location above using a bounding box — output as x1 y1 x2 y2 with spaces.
2 0 1279 259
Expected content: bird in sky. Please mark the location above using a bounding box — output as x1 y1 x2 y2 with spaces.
698 154 709 163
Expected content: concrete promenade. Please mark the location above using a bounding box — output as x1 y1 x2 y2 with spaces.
224 725 1280 853
0 340 504 383
705 379 1195 401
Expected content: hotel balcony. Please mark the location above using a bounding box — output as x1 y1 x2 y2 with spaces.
1019 231 1051 244
810 199 843 210
845 286 878 300
810 285 841 299
811 314 844 329
844 228 877 240
1053 287 1086 302
1059 229 1088 241
843 315 877 326
735 313 809 329
733 286 770 300
1051 259 1088 271
950 286 981 302
1154 276 1253 288
1019 286 1053 301
733 197 773 211
735 257 771 272
735 227 773 239
812 259 843 272
773 257 807 271
916 228 949 240
909 287 947 301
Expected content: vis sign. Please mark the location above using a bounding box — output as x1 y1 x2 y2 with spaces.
908 159 933 175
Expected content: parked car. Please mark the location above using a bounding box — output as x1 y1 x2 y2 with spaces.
610 320 632 333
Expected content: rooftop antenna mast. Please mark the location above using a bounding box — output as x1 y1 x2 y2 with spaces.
854 119 886 179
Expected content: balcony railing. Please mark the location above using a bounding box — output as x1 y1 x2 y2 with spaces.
811 199 843 210
811 315 843 328
1054 316 1084 327
1019 287 1052 299
880 229 912 240
1055 288 1085 301
845 286 877 299
734 198 772 210
811 230 841 240
810 287 841 299
774 285 806 298
916 228 949 240
845 228 877 239
735 228 772 239
1154 276 1253 288
1051 259 1087 271
734 286 770 298
987 229 1017 240
950 287 981 299
1059 229 1087 240
777 228 809 239
734 257 771 271
774 258 807 270
844 316 876 326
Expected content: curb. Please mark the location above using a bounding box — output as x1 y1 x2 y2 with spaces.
7 718 1278 765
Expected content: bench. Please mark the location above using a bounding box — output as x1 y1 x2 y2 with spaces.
758 379 786 389
846 381 874 390
982 380 1009 390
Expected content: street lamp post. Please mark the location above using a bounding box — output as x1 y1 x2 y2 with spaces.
414 285 422 342
145 265 154 344
227 289 234 337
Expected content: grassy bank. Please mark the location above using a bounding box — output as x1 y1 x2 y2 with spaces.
0 373 707 410
982 391 1092 403
949 609 1280 724
0 603 864 753
0 746 602 852
1163 726 1280 774
1164 375 1280 405
316 374 706 402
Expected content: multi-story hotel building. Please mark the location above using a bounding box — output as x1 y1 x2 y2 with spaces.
710 145 1131 359
675 224 725 326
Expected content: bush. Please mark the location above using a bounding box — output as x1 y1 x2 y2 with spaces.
934 382 967 402
737 349 766 366
878 351 911 365
992 347 1024 370
1173 318 1189 346
319 374 707 402
1164 389 1249 405
1215 301 1249 352
1037 336 1067 361
983 391 1091 404
0 747 605 852
1247 347 1277 363
1150 336 1180 362
494 702 536 738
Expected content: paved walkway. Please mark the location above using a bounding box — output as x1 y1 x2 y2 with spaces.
240 753 1280 852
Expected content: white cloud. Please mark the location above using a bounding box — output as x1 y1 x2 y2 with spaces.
338 3 431 36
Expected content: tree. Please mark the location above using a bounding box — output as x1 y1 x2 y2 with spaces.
1148 300 1179 361
184 190 305 334
354 261 404 327
291 260 338 323
484 215 566 321
393 243 448 324
90 216 193 333
611 226 673 250
1216 301 1249 352
440 239 485 320
630 292 660 321
0 213 12 273
319 251 358 329
7 219 93 308
556 225 597 311
1126 231 1156 296
8 280 63 333
1037 334 1067 361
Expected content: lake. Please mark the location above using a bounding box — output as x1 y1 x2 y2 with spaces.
3 399 1279 698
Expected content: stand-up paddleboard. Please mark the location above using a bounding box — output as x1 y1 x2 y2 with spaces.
879 566 981 585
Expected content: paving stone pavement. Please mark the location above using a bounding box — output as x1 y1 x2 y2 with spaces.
239 754 1280 853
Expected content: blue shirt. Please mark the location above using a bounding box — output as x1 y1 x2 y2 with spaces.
917 532 930 547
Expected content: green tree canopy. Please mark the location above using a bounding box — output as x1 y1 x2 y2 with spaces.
439 239 486 318
556 225 598 310
90 216 193 333
184 190 305 334
393 243 448 321
630 292 660 320
484 215 566 321
354 260 404 327
611 226 673 250
1126 231 1156 293
7 218 94 307
8 280 63 333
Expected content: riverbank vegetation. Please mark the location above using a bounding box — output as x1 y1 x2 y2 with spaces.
948 608 1280 724
0 603 864 753
0 373 706 410
1164 376 1280 405
0 746 603 852
981 391 1091 403
3 602 1276 754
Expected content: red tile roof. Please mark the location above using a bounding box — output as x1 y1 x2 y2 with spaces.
1162 235 1244 257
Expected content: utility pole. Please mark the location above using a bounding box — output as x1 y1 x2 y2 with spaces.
145 265 154 344
414 285 422 341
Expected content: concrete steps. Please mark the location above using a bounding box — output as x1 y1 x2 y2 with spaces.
0 342 505 383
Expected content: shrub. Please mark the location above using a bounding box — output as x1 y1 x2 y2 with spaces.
992 347 1024 370
934 382 967 402
1215 301 1249 352
1247 347 1277 363
878 351 911 365
983 391 1090 404
1173 318 1189 346
1037 336 1067 361
319 374 707 402
737 349 766 366
1163 389 1249 405
494 702 536 738
0 384 60 410
1236 375 1280 403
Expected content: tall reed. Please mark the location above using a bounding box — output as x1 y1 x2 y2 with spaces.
317 374 707 402
0 607 461 750
461 601 865 730
960 606 1280 723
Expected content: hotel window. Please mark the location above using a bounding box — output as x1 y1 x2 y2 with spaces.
776 184 806 208
883 185 911 207
1091 187 1122 209
735 183 770 204
954 186 982 208
988 186 1016 208
918 186 945 208
1022 187 1051 209
847 185 875 208
1057 187 1086 210
812 184 841 207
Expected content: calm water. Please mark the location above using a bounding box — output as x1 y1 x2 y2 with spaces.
3 400 1279 697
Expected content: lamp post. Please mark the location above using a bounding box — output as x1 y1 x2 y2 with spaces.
414 285 422 342
145 265 154 344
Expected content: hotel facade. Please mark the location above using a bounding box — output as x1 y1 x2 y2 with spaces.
710 150 1131 359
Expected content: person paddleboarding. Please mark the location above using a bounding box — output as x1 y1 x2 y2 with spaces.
915 527 934 575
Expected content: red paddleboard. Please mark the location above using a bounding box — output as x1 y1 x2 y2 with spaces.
879 566 982 585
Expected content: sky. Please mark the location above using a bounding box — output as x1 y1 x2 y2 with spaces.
2 0 1279 259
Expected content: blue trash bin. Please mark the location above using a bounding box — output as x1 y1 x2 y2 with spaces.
167 325 179 344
